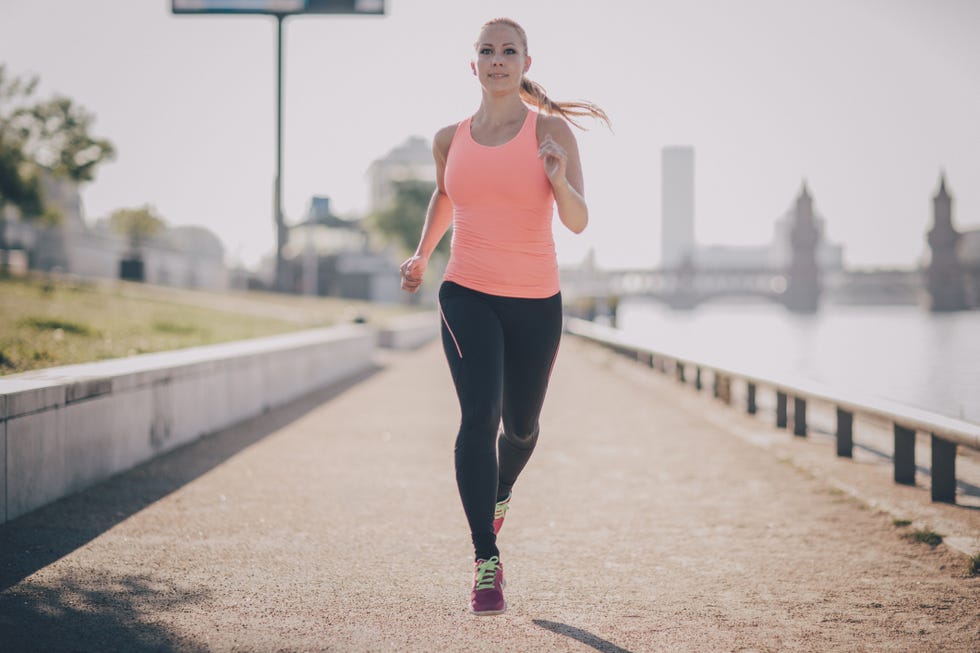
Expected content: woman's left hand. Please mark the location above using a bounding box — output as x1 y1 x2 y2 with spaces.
538 133 567 186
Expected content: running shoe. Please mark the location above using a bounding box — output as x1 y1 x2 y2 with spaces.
493 493 512 535
470 556 506 616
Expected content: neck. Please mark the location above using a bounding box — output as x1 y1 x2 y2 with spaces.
475 92 527 126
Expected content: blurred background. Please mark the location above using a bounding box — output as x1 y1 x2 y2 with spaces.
1 0 978 420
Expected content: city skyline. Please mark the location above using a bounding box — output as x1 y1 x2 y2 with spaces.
1 0 978 270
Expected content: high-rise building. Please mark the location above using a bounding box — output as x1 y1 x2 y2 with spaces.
661 146 695 268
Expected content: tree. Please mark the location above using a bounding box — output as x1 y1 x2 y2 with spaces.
0 66 42 220
370 179 449 257
0 64 115 270
109 205 166 256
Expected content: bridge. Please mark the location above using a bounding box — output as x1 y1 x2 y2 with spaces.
1 328 978 651
562 266 792 310
561 265 926 312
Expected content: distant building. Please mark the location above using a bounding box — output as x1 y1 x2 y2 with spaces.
5 174 228 290
366 136 436 214
660 146 695 268
282 196 401 303
925 174 980 310
784 183 822 313
769 206 844 271
689 183 843 273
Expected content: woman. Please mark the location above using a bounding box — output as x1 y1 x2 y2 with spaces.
400 17 609 616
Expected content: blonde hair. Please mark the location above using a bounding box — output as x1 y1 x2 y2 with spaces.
478 17 611 130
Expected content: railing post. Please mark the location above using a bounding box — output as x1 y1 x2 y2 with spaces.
835 408 853 458
746 382 757 414
717 375 731 404
894 424 916 485
712 372 720 399
793 397 807 436
931 434 956 503
776 391 788 428
695 366 703 391
676 362 686 383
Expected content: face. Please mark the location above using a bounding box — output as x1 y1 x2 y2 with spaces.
471 23 531 91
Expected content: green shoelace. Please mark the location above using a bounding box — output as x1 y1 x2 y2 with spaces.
474 556 501 591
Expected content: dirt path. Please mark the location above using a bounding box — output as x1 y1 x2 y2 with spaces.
1 337 977 652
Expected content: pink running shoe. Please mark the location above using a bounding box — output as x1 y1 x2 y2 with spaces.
470 556 506 616
493 493 511 535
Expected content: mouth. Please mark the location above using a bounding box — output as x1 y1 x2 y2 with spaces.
488 73 508 79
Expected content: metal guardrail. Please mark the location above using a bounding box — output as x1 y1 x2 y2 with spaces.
566 318 980 503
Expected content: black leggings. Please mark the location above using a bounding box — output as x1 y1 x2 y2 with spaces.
438 281 563 561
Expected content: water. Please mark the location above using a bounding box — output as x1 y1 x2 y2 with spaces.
615 300 980 425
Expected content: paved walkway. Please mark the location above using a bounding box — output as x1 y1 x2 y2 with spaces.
1 337 977 652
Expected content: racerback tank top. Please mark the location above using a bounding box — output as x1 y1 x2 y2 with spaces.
442 110 559 298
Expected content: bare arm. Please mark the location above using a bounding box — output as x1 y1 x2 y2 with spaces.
538 115 588 234
401 124 457 293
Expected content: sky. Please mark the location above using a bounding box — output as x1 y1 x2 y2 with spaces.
1 0 978 271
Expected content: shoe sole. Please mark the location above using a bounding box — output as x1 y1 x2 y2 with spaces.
471 603 507 616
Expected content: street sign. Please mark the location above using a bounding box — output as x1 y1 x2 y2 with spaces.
172 0 384 15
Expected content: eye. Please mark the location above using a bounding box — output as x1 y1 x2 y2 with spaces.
505 48 518 55
479 47 492 55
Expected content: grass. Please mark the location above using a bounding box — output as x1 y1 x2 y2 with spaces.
892 519 912 527
968 553 980 577
905 529 943 547
0 273 417 375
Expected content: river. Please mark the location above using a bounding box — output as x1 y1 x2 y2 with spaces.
614 300 980 426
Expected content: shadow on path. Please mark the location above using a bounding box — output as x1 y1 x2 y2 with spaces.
0 573 211 653
533 619 635 653
0 365 382 592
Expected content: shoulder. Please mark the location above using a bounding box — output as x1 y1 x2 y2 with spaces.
433 122 461 163
535 113 576 146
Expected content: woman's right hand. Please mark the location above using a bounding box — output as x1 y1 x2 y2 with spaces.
400 255 427 293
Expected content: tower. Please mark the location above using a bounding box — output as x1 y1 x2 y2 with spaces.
784 181 822 313
926 174 966 311
661 147 695 268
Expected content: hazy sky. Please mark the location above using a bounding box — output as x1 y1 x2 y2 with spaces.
2 0 978 270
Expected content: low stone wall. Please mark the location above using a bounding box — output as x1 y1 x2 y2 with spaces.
0 325 375 524
377 311 439 350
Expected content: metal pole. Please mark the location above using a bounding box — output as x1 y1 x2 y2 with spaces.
274 13 286 291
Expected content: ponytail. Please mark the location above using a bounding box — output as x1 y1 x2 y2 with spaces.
480 17 611 131
519 77 611 131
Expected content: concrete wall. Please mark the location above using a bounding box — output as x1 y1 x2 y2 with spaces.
0 325 375 524
377 312 439 350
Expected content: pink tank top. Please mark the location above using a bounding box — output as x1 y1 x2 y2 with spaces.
443 110 559 298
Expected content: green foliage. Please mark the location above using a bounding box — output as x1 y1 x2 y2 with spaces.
968 553 980 577
891 519 912 527
109 205 166 251
0 64 115 220
905 529 943 547
17 95 116 183
370 179 447 256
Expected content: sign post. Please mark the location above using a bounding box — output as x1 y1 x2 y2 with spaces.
172 0 386 291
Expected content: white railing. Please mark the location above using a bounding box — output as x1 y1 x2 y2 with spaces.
566 318 980 503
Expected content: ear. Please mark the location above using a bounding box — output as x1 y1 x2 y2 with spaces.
470 61 477 76
524 55 532 73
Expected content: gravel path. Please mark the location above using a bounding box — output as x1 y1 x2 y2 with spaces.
1 336 977 652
